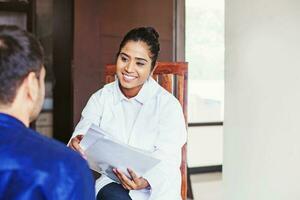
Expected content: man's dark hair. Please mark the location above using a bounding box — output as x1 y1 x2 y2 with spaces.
0 25 44 104
117 27 160 70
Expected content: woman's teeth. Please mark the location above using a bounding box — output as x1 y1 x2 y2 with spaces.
124 74 136 80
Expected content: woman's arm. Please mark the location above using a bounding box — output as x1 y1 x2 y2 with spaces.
142 97 187 197
68 89 104 154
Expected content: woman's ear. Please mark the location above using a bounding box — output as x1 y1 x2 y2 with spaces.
150 63 158 76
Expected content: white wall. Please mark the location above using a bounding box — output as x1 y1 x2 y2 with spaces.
224 0 300 199
188 126 223 167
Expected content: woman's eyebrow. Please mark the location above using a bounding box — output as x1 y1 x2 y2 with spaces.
135 57 148 62
120 52 148 62
120 52 130 58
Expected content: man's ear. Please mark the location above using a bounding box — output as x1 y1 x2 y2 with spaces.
24 72 39 102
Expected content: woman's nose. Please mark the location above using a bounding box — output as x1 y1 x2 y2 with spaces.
125 62 134 72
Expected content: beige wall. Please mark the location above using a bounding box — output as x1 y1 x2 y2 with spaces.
224 0 300 199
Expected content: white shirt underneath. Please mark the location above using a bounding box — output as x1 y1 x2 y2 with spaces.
117 85 143 144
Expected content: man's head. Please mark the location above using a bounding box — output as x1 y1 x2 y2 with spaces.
0 25 45 125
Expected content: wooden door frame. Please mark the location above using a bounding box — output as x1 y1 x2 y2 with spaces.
53 0 73 143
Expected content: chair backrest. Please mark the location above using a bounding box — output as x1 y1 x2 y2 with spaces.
105 62 188 200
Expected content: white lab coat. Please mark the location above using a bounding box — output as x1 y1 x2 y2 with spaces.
71 77 187 200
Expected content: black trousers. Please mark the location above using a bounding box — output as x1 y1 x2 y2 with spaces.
97 183 132 200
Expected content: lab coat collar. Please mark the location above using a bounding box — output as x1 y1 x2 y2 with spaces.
113 77 159 105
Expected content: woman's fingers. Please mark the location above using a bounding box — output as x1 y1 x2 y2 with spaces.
113 168 149 190
127 168 149 189
114 168 135 190
69 135 86 158
127 168 138 182
113 169 130 189
77 134 84 141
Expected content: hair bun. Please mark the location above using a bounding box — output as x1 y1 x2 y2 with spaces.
145 27 159 40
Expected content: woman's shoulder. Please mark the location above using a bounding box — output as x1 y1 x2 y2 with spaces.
153 83 182 109
103 81 116 91
90 81 116 99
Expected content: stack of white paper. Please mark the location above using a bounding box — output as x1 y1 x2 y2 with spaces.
80 124 160 182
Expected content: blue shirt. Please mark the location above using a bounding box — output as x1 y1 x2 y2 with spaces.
0 113 95 200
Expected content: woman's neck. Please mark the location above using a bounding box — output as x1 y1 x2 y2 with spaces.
119 84 143 99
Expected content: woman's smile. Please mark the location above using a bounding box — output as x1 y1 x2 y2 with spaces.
122 73 138 82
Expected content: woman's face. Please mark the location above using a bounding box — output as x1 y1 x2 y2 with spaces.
116 40 153 98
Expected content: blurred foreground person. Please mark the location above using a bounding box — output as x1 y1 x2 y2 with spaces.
0 25 95 200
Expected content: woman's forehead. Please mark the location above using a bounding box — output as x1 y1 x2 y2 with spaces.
121 41 151 60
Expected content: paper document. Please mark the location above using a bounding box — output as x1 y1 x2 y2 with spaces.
80 124 160 182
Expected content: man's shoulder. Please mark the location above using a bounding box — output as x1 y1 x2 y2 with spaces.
0 129 95 199
18 129 88 171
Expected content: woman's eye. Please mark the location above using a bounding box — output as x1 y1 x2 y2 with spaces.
136 62 145 66
121 56 128 62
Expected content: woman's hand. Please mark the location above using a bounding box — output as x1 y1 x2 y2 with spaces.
113 168 150 190
68 134 86 159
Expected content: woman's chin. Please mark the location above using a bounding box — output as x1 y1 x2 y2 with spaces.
120 82 135 90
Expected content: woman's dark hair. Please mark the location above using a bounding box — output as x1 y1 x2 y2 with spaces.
0 25 44 104
117 27 160 69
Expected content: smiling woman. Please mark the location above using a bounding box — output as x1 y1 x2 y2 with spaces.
68 27 187 200
116 41 152 98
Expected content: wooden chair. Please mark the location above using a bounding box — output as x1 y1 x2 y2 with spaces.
105 62 190 200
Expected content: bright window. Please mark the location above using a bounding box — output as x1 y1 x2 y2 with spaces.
186 0 224 123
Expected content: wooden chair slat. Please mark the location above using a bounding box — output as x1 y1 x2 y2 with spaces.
106 75 115 83
159 74 173 94
151 74 158 82
183 73 188 124
176 75 184 108
181 143 188 199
